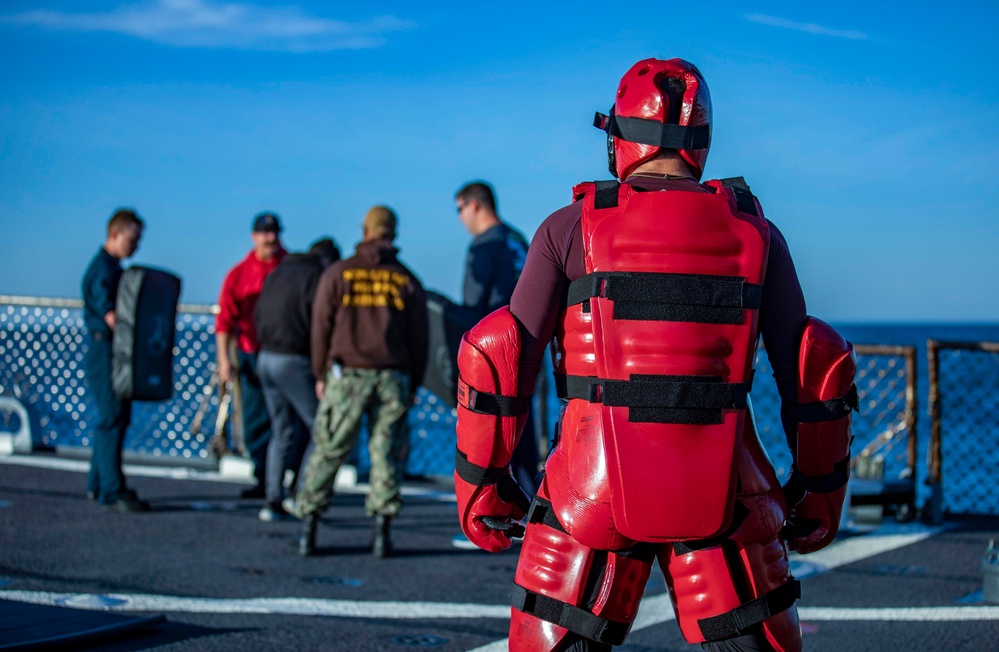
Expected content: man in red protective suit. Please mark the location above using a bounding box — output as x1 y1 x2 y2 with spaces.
453 58 857 652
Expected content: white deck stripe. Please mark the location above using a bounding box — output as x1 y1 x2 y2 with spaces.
0 590 509 619
0 454 457 501
798 606 999 621
3 590 994 623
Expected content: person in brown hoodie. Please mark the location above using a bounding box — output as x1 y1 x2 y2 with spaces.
285 205 428 558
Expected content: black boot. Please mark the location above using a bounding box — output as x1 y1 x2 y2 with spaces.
372 514 391 559
299 514 317 557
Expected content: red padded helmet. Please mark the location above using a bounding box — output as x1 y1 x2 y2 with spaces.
594 58 712 180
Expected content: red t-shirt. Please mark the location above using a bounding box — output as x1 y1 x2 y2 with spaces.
216 248 286 353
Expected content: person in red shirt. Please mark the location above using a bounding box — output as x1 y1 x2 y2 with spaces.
216 212 287 498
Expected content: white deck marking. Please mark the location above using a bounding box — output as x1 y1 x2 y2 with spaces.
798 606 999 621
0 590 509 619
0 454 457 501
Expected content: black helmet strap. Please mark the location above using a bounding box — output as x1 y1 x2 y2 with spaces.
594 111 710 151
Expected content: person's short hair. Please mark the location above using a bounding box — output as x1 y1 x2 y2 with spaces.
455 181 497 214
107 208 143 235
253 212 282 233
308 237 341 266
363 206 397 240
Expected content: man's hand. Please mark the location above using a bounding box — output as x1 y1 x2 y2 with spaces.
315 379 325 401
104 311 117 330
216 332 235 383
218 357 234 384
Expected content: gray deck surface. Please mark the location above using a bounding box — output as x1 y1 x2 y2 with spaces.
1 454 997 651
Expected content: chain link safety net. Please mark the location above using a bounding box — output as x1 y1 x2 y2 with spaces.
6 299 995 516
0 301 456 476
932 342 999 515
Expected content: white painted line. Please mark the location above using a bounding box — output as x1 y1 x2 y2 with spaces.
787 523 941 578
0 590 508 620
3 588 994 625
632 593 676 630
0 454 457 501
798 606 999 621
0 455 234 482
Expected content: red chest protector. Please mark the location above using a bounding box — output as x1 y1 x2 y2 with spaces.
550 179 770 543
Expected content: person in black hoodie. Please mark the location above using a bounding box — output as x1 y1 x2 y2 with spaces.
253 237 340 521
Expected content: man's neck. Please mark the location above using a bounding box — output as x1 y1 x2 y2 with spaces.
472 214 501 237
630 156 695 179
102 242 122 260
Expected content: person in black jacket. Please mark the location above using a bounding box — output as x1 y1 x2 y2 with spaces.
253 237 340 521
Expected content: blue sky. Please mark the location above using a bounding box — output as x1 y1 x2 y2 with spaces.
1 0 997 322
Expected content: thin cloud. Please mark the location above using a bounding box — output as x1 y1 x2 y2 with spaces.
746 13 868 40
0 0 416 52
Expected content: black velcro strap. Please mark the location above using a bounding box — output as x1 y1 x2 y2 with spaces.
594 112 710 151
612 541 658 564
512 584 630 646
593 181 620 209
797 385 859 423
558 374 750 424
527 496 568 534
454 449 507 486
697 580 801 642
565 272 762 325
799 455 851 494
719 177 758 216
457 378 532 417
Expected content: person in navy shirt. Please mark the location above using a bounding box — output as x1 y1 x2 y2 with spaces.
81 208 148 512
453 182 539 549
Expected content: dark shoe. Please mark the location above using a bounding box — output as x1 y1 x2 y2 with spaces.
299 514 317 557
240 484 266 499
372 514 392 559
103 496 150 513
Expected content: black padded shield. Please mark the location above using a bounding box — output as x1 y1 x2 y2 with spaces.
422 291 476 409
112 266 182 401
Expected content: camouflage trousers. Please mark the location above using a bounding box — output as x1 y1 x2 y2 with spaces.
295 367 411 518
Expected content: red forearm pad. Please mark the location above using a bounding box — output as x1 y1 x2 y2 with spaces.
454 307 531 551
456 307 528 470
796 317 856 479
787 317 857 553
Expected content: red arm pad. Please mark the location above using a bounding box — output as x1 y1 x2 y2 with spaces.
454 307 533 552
785 317 857 554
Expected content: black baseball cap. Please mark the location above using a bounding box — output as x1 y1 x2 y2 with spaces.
252 212 282 233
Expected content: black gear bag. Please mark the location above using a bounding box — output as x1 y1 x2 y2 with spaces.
422 290 476 409
112 266 182 401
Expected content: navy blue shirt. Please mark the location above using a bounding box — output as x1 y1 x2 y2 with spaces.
463 222 529 321
82 247 122 338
